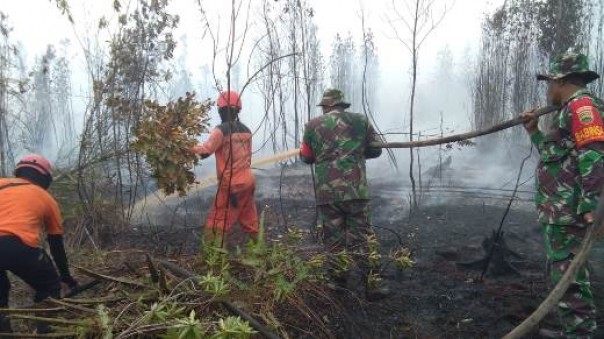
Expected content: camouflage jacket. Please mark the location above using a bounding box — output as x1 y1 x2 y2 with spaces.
300 110 382 205
532 89 604 225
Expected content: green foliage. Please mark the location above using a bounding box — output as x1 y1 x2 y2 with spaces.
96 305 113 339
366 271 382 290
390 247 415 270
366 234 382 267
200 272 230 297
55 209 343 338
273 274 297 303
333 250 352 274
163 310 207 339
211 316 256 339
144 300 187 324
132 92 211 196
285 226 304 243
308 253 326 270
203 242 230 272
220 210 324 303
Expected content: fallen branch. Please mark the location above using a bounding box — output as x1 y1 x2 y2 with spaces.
0 332 79 338
370 106 559 148
241 53 298 95
158 260 281 339
74 266 145 288
61 296 124 304
48 298 97 314
8 314 89 326
115 323 173 339
54 148 130 183
0 307 64 314
503 189 604 338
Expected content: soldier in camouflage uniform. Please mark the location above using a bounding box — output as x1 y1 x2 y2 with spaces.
300 88 388 298
521 50 604 338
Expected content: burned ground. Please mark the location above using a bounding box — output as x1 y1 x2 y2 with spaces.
100 165 557 339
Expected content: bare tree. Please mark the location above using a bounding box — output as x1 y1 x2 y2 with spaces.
51 39 78 164
330 33 357 108
22 45 56 155
472 0 591 157
590 0 604 97
0 12 25 176
252 0 321 155
386 0 451 211
73 0 179 233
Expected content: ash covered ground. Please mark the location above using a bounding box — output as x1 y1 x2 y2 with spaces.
123 154 562 338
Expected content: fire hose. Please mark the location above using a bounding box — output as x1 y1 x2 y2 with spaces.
190 105 559 190
131 106 558 212
131 106 566 336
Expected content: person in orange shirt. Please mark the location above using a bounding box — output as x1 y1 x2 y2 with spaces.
190 90 258 248
0 154 78 334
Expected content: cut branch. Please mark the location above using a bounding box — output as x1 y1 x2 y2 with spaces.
0 333 79 338
73 266 145 288
503 189 604 338
0 307 64 314
158 260 281 339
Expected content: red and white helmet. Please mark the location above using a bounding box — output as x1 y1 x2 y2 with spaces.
216 90 242 110
15 154 52 177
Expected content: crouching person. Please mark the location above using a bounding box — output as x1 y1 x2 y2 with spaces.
0 154 78 334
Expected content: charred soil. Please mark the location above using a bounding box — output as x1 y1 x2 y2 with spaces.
10 169 555 338
113 170 552 338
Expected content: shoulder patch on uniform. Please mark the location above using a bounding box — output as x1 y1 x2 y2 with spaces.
577 106 595 124
569 96 604 148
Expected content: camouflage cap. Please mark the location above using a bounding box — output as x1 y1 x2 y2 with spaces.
537 50 600 83
317 88 351 108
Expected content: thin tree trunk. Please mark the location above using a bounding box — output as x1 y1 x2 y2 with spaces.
408 0 420 211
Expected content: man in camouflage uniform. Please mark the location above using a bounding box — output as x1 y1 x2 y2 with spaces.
300 88 388 299
521 50 604 338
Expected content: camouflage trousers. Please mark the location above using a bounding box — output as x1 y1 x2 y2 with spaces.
543 224 597 338
588 238 604 337
318 200 375 279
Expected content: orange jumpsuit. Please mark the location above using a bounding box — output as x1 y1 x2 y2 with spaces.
193 121 258 234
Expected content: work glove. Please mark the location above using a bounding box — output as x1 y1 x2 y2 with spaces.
61 275 79 290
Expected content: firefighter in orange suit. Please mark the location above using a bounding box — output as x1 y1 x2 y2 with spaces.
0 154 78 334
190 90 258 247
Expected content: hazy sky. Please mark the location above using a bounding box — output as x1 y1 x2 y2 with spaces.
2 0 503 68
1 0 505 166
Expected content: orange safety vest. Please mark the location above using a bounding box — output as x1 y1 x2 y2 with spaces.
0 178 62 247
196 121 255 189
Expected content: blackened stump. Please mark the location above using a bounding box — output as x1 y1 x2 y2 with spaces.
457 230 523 277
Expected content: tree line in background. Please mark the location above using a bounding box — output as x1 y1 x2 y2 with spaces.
0 0 385 239
2 0 603 236
472 0 604 154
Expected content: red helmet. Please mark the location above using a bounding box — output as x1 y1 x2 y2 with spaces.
15 154 52 177
216 90 242 110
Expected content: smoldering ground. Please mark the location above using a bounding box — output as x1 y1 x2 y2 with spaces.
123 140 551 338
